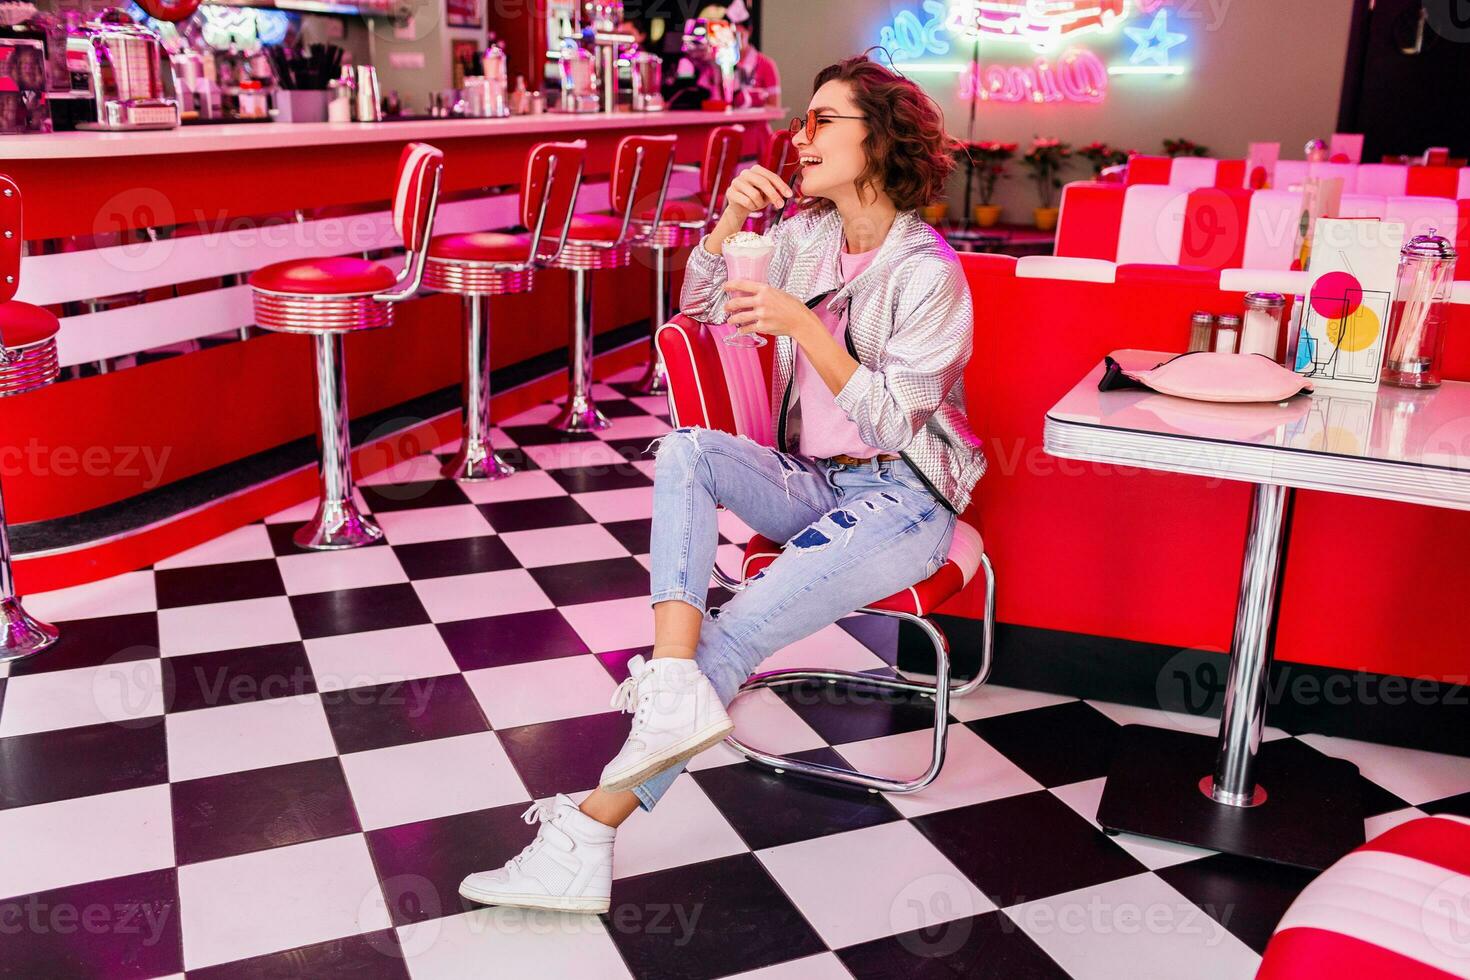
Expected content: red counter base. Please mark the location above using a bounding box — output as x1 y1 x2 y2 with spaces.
9 333 649 595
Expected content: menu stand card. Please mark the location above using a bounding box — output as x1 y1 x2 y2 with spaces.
1294 177 1344 269
1292 217 1405 392
1245 141 1280 189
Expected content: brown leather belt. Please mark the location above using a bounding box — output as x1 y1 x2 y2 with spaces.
826 453 900 468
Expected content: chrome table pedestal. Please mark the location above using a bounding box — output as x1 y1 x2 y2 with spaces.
1091 482 1362 870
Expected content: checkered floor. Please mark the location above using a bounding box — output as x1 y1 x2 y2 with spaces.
4 367 1470 979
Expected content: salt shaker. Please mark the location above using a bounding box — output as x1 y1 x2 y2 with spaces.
1382 230 1458 388
1214 314 1241 354
1188 311 1214 352
1239 292 1286 358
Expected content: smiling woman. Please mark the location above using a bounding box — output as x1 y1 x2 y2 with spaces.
456 52 988 916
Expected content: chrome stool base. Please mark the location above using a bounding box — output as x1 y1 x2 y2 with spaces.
442 446 517 482
294 497 383 551
634 356 668 396
0 596 60 665
550 393 611 433
549 268 611 433
439 294 516 483
291 331 381 551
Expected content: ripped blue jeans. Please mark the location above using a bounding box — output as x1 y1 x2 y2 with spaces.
634 426 957 811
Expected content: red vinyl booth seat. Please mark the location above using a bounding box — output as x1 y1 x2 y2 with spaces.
1258 815 1470 979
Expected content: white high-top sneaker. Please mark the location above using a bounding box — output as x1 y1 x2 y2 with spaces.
458 794 615 913
599 655 734 793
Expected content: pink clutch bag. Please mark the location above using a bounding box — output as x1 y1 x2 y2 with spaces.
1099 352 1313 403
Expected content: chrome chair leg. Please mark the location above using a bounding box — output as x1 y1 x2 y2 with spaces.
723 553 997 792
550 268 610 432
636 246 669 396
443 294 515 482
0 477 58 664
295 332 382 550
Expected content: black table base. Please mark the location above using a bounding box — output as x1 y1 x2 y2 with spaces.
1097 725 1366 870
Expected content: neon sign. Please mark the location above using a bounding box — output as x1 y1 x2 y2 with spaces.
1121 9 1186 66
958 49 1108 104
957 0 1130 46
876 0 1188 104
879 0 952 59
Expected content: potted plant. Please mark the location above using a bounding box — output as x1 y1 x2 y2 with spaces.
1162 137 1209 158
1080 141 1130 178
1021 137 1071 231
959 140 1017 227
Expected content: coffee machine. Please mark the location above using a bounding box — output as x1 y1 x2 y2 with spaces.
63 22 180 130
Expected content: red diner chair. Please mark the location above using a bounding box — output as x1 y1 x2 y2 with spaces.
546 134 678 432
0 175 61 663
423 140 587 481
655 314 997 793
630 124 745 396
249 142 444 550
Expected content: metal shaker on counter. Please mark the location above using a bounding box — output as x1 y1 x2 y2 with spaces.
482 42 509 116
556 36 598 113
631 51 664 111
353 65 381 122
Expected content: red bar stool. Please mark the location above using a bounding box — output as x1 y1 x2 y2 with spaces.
546 134 678 432
249 142 444 550
424 140 587 481
0 175 61 663
631 124 746 396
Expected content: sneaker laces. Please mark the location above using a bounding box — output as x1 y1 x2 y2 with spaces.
610 673 654 732
503 800 573 873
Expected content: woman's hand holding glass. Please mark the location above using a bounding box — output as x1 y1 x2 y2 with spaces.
723 282 821 345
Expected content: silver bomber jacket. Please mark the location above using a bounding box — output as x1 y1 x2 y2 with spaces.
679 206 987 512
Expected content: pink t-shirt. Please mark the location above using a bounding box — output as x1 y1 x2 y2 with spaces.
797 247 883 460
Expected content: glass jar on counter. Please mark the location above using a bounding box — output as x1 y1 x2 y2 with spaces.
1382 231 1458 389
237 80 269 119
1214 313 1241 353
1239 292 1286 359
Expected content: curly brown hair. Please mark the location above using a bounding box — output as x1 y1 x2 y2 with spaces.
806 54 956 211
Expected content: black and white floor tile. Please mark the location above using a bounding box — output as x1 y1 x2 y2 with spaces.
4 368 1470 978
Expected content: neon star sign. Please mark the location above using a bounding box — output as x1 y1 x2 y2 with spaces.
1122 9 1186 66
878 0 1189 102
